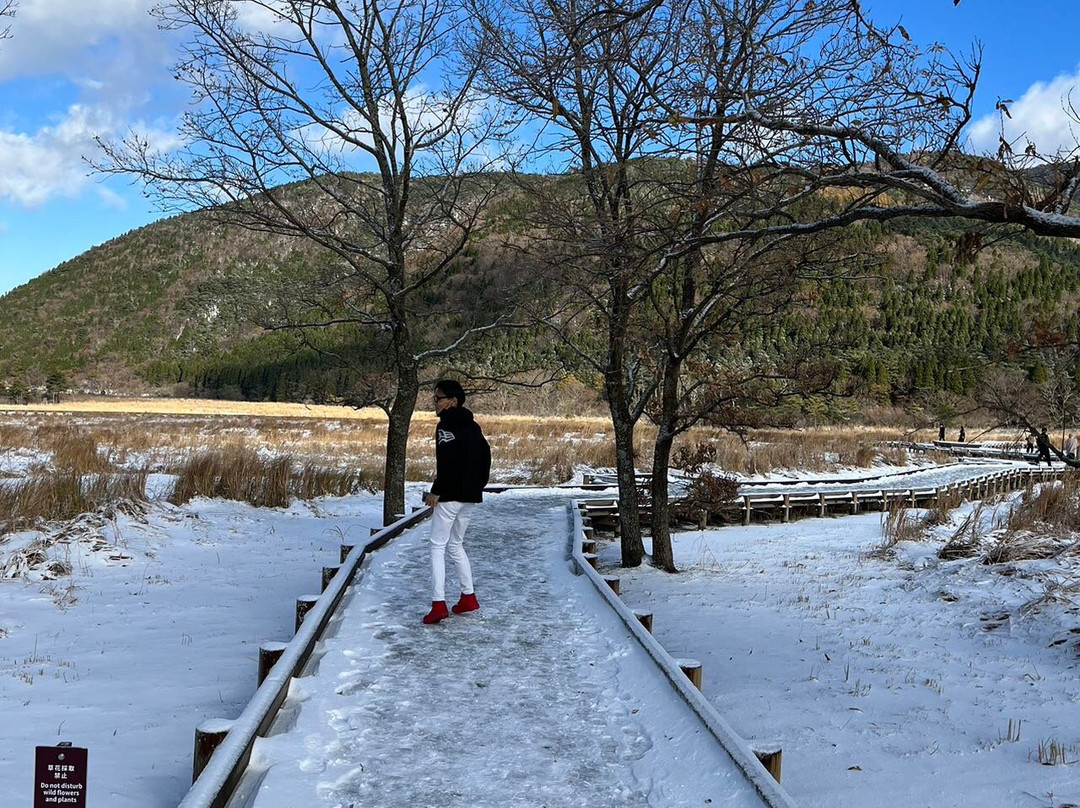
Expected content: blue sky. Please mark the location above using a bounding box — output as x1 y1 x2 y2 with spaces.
0 0 1078 297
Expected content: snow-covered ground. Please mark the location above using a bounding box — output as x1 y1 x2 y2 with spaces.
238 491 766 808
1 457 1078 808
0 490 389 807
603 499 1080 808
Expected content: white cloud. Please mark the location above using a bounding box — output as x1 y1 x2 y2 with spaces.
0 105 110 205
0 104 178 207
231 0 294 33
0 0 185 207
968 68 1080 156
297 89 498 161
0 0 161 81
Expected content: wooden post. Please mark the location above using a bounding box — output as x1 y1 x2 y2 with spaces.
753 743 783 783
321 566 340 592
819 493 826 518
603 575 620 595
908 489 916 508
935 487 942 507
743 495 752 525
676 658 703 690
583 526 595 540
583 553 599 569
582 539 597 554
258 641 288 685
632 609 653 633
850 492 859 515
782 494 791 523
340 544 355 564
193 719 234 783
295 595 320 633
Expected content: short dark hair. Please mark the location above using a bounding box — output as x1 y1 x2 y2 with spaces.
434 379 466 406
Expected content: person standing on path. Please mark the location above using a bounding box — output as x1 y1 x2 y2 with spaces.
422 379 491 625
1065 433 1078 460
1035 427 1054 466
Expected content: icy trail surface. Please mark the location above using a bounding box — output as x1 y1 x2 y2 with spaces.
742 459 1028 495
241 491 768 808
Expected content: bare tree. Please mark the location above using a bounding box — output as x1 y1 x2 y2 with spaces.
1 1 15 42
977 353 1080 469
466 0 693 565
1043 361 1080 449
643 234 856 570
98 0 514 524
475 0 1080 569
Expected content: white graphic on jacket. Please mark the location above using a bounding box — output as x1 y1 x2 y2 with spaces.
437 429 456 444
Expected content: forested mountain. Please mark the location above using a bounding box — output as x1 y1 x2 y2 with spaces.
767 219 1080 403
1 184 1078 408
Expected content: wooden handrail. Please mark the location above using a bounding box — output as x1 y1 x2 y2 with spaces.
177 507 432 808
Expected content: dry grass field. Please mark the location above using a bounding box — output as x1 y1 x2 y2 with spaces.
0 396 930 481
0 396 961 539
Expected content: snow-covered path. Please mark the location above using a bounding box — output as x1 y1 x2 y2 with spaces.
741 459 1028 496
237 491 771 808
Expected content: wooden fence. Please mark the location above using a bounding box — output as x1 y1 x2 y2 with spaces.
177 507 432 808
580 466 1066 533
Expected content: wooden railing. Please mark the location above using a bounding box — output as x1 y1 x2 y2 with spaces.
570 503 799 808
177 507 432 808
580 466 1067 533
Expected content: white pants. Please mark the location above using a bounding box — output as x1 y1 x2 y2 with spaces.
428 501 476 602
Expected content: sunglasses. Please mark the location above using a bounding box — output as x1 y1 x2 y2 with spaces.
433 394 451 402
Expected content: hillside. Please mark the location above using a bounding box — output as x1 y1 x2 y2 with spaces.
0 211 301 392
1 184 1079 407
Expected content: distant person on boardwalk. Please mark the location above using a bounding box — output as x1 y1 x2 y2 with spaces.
938 424 946 441
422 379 491 625
1066 433 1078 460
1035 427 1053 466
1025 435 1034 454
958 425 966 443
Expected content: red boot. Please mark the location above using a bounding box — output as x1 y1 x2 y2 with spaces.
452 593 480 614
422 601 450 624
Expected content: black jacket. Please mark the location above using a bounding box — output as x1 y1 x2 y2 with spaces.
431 406 491 503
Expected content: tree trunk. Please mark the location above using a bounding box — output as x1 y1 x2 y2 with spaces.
650 427 677 572
611 409 644 567
383 362 419 526
604 283 644 568
650 359 681 572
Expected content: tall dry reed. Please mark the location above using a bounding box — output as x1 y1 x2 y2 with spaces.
0 469 148 535
169 447 367 507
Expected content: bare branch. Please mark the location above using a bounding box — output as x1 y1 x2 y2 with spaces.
0 1 15 42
